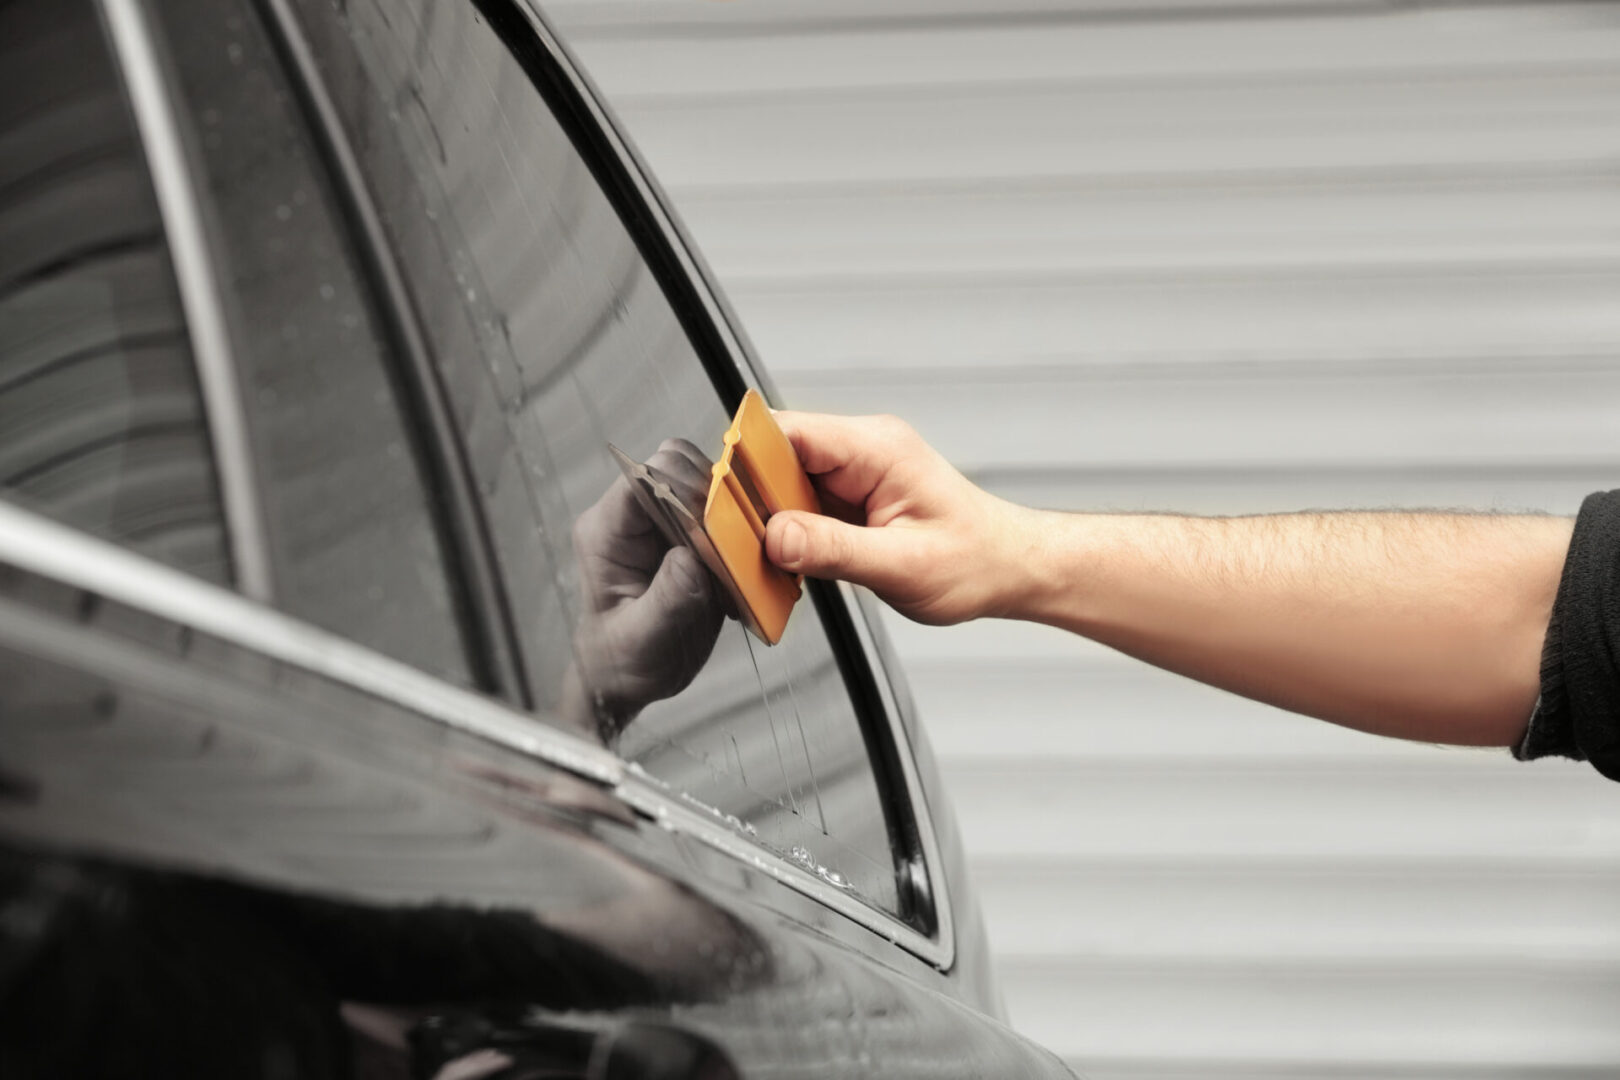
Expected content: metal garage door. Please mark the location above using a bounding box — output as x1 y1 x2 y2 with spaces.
552 3 1620 1075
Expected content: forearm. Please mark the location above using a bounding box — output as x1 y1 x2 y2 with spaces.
1004 509 1573 747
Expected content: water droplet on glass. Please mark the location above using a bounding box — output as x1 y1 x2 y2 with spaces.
816 866 851 890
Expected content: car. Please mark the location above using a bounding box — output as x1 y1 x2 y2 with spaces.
0 0 1076 1076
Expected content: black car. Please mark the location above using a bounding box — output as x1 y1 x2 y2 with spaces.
0 0 1075 1076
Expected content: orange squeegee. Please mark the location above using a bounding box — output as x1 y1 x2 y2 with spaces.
608 390 819 645
703 389 821 645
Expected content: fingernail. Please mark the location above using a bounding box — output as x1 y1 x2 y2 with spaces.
682 560 708 599
669 550 706 598
779 519 806 568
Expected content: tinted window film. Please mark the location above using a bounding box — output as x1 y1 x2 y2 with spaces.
292 0 906 915
0 0 231 583
145 0 475 686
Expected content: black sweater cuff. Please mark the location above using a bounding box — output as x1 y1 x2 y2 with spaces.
1515 490 1620 780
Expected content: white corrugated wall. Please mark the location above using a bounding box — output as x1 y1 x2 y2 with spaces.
548 2 1620 1076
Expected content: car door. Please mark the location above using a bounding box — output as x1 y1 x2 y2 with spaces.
0 0 1075 1075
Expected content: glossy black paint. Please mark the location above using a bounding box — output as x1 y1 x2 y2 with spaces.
0 563 1070 1077
0 0 1077 1075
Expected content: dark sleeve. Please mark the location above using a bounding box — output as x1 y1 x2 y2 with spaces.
1514 489 1620 780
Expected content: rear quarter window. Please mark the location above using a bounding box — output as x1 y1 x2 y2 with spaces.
289 0 912 918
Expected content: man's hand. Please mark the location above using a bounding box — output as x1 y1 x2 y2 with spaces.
763 409 1574 750
763 411 1041 626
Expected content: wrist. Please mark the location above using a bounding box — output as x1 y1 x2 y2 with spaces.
983 503 1074 622
991 508 1124 629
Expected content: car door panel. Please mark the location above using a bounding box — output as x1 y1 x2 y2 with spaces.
0 0 1076 1072
0 536 1072 1077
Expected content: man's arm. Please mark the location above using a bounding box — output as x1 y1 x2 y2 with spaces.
762 411 1572 749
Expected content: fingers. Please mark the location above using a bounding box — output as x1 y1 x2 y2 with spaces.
576 438 711 557
656 437 710 475
641 543 713 614
573 477 652 557
772 411 919 510
648 438 712 508
773 410 912 474
612 545 723 696
765 509 907 593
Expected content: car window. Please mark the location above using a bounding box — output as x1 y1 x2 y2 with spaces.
0 0 231 584
143 0 477 687
290 0 909 916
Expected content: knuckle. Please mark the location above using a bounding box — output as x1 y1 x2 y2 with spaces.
571 507 596 545
659 437 694 456
873 414 916 445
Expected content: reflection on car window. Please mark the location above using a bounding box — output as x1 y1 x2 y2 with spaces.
0 0 231 583
293 0 904 914
145 0 476 686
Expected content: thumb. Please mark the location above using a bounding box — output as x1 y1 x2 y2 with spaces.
766 510 895 588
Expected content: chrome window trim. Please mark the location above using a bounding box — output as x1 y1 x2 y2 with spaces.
97 0 275 601
502 1 955 968
614 765 953 967
0 500 619 785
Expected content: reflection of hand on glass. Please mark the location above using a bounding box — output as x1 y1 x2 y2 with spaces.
560 439 724 745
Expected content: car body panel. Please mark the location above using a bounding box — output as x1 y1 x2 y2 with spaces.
0 514 1072 1077
0 0 1074 1074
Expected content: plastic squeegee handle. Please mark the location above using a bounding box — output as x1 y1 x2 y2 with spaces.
703 390 821 644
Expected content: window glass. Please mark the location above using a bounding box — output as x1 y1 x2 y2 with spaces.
293 0 906 915
145 0 476 686
0 0 230 584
